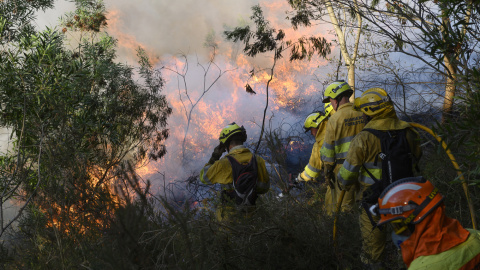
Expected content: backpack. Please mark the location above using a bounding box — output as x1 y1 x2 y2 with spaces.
361 128 415 205
226 154 258 206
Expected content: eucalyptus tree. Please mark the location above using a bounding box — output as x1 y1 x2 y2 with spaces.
287 0 363 100
0 0 171 248
337 0 477 121
224 4 331 153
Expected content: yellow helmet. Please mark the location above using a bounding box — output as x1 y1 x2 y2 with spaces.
219 122 247 145
324 102 334 117
353 88 393 117
303 111 325 133
322 80 352 103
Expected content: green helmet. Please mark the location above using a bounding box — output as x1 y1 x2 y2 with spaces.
219 122 247 145
322 80 352 103
303 111 325 133
324 102 334 117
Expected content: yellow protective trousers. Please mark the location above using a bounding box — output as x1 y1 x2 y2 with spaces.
359 208 387 264
324 163 358 215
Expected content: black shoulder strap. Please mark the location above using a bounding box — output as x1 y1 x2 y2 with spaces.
360 128 382 183
362 128 382 138
362 164 380 183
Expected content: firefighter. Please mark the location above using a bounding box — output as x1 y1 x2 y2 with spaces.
291 104 334 203
337 88 422 268
199 122 270 221
295 103 334 182
372 177 480 269
320 80 365 214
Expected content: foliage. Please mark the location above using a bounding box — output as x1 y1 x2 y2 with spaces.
224 5 331 62
437 69 480 188
0 0 171 257
225 4 330 154
0 0 55 44
61 0 107 32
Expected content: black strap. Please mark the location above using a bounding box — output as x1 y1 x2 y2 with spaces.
226 154 257 172
362 201 382 231
399 187 439 226
362 164 380 184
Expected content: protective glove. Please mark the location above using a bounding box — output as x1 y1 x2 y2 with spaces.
208 143 225 164
325 170 335 189
289 173 304 189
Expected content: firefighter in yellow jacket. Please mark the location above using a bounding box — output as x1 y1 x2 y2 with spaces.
295 103 334 183
200 122 270 221
338 88 422 268
320 81 365 214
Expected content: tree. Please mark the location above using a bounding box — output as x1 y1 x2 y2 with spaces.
338 0 477 121
0 0 171 249
162 47 234 163
224 4 330 153
287 0 363 101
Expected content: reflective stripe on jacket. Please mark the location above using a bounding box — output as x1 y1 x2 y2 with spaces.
337 112 422 194
320 103 365 170
300 119 328 181
199 145 270 194
408 229 480 270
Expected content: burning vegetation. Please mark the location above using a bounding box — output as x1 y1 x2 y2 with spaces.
1 0 480 269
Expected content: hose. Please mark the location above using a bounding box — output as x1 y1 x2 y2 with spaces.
333 122 477 244
409 122 476 229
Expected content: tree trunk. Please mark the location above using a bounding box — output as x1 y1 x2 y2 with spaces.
324 0 361 102
348 63 355 103
442 55 456 123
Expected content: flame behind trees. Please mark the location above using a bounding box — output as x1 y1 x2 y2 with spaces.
225 4 330 153
287 0 363 102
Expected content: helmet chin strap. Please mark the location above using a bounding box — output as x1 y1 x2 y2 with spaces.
333 99 339 111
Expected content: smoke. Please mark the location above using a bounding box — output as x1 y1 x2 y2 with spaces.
31 0 336 196
103 0 259 58
98 0 335 191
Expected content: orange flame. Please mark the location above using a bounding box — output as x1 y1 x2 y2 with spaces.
104 2 334 186
106 10 159 64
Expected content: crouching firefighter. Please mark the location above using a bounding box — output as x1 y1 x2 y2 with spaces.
337 88 422 269
200 122 270 221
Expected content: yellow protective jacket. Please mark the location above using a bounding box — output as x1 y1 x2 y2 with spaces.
408 229 480 270
299 119 329 181
199 145 270 194
337 110 422 193
320 103 366 171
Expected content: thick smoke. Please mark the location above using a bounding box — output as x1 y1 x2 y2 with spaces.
100 0 334 192
104 0 259 58
33 0 335 196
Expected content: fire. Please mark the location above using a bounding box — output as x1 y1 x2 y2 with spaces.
106 10 159 64
41 166 125 235
103 1 334 191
